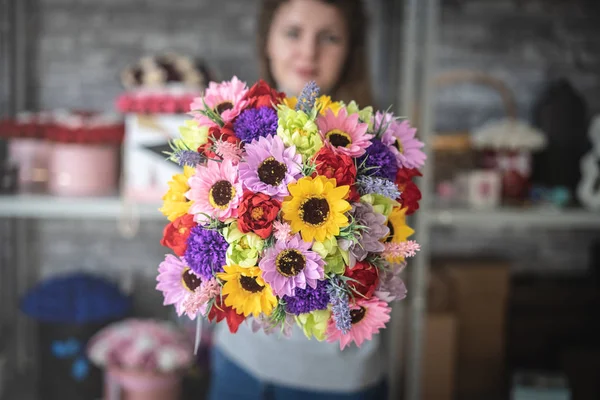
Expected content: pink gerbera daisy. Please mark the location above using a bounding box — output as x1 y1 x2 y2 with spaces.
186 160 243 224
317 108 372 157
326 297 391 350
156 254 203 317
378 112 426 169
190 76 248 127
259 234 325 297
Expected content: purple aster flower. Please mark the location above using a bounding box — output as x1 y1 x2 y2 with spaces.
259 234 325 297
358 138 399 181
283 279 330 315
377 112 426 169
356 175 401 199
184 225 228 280
238 134 302 201
174 150 203 167
326 278 351 334
375 262 407 302
233 106 278 143
296 81 320 113
338 202 390 267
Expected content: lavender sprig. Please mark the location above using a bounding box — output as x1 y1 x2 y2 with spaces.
356 176 401 199
173 149 204 167
296 81 320 113
326 277 351 334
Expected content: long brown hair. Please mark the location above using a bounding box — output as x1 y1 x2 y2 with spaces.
257 0 374 107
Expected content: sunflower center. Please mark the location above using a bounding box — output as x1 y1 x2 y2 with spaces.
350 306 367 324
209 180 235 209
215 101 234 115
258 157 287 186
251 207 264 220
275 249 306 277
181 268 202 292
385 220 395 243
394 138 405 154
300 197 330 226
327 129 352 148
239 275 264 293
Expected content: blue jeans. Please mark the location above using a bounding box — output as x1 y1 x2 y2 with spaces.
208 348 387 400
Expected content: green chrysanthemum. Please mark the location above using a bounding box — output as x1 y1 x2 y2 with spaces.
312 237 348 275
173 119 209 151
360 194 399 218
276 105 322 160
296 309 331 341
345 101 374 130
223 222 264 267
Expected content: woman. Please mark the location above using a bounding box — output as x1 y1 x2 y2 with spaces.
209 1 386 399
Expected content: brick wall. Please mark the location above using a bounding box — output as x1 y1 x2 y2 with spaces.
22 0 600 309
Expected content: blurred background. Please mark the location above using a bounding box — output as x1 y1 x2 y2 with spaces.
1 0 600 399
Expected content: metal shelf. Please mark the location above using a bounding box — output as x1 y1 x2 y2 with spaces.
0 195 163 220
427 207 600 229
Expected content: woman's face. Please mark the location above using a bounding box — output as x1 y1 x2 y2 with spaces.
266 0 349 96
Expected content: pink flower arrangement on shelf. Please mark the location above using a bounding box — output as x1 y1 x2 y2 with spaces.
87 319 193 373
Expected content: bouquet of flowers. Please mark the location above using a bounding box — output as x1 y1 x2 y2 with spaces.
156 77 425 349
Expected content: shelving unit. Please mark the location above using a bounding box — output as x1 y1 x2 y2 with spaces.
0 195 163 220
396 2 600 400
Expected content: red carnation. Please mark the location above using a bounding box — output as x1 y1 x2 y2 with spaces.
242 79 286 109
313 147 359 201
237 191 281 239
395 168 422 215
344 261 380 299
198 122 240 159
208 296 245 333
160 214 196 256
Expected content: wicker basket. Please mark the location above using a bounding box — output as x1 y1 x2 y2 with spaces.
431 70 519 199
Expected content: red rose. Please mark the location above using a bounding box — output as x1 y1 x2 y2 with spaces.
344 261 380 299
237 191 281 239
313 147 359 201
198 122 240 159
242 79 286 109
395 168 422 215
160 214 196 256
208 296 245 333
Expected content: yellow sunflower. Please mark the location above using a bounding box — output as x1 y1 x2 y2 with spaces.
384 207 415 263
282 176 351 243
159 166 195 221
217 265 277 317
283 95 343 116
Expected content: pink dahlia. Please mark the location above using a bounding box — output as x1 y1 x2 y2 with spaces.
186 160 243 224
190 76 248 127
326 297 391 350
317 108 372 157
238 135 303 201
259 234 325 297
156 254 202 317
378 112 426 169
